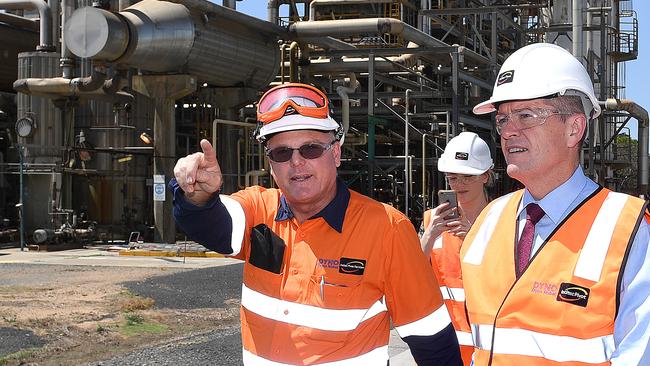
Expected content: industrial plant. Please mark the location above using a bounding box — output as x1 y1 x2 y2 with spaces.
0 0 644 248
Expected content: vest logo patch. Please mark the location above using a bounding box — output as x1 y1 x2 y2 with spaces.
556 282 590 307
497 70 514 86
339 257 366 275
531 281 558 296
455 152 469 160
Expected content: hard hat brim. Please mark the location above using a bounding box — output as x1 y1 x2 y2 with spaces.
257 114 340 141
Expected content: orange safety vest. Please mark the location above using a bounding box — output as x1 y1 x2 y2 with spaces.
424 210 474 366
224 186 450 365
461 188 647 366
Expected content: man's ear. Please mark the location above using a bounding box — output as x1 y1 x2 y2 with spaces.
333 141 342 168
567 114 587 148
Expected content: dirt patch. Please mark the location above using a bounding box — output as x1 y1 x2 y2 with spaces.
0 263 241 366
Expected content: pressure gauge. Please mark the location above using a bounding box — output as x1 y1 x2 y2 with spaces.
15 116 35 138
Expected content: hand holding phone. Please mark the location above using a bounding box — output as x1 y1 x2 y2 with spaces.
437 190 459 219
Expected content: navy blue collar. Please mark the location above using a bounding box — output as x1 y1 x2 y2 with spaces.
275 177 350 233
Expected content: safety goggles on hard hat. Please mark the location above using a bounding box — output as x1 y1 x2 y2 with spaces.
257 83 329 124
265 140 336 163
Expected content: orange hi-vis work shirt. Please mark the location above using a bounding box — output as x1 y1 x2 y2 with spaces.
218 184 451 365
423 209 474 366
460 188 647 366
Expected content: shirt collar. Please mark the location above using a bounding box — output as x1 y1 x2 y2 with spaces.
275 177 350 233
521 166 590 224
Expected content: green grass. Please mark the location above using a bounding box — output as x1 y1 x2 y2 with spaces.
119 314 168 337
0 348 38 366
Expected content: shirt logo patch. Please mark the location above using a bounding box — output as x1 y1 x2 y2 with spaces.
318 258 339 269
556 282 590 307
455 152 469 160
497 70 514 86
339 257 366 275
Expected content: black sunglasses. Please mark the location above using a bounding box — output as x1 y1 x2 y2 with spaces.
265 141 336 163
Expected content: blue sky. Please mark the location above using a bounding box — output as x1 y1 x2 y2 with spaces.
235 1 648 140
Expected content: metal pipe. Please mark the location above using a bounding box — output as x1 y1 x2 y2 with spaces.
222 0 235 10
572 0 584 59
0 0 53 51
309 0 392 21
211 118 256 150
60 0 74 78
288 41 299 82
0 12 38 31
336 73 358 139
267 0 279 24
290 18 490 65
422 132 429 209
17 144 24 251
405 89 412 216
602 99 649 195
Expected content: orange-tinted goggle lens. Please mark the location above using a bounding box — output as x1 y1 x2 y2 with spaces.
257 84 329 123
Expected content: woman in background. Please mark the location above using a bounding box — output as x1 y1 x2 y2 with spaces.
420 131 493 366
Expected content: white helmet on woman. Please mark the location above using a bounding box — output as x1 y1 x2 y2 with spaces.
473 43 601 119
438 132 493 175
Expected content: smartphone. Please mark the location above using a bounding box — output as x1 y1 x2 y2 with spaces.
437 190 459 219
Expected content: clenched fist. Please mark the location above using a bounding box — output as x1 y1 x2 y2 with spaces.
173 139 223 206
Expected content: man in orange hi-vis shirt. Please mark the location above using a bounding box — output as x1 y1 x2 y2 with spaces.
169 83 462 365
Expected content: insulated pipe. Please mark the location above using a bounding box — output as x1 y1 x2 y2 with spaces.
602 99 649 195
290 18 490 65
336 73 358 138
309 0 393 21
572 0 584 59
0 12 38 31
0 0 53 50
13 76 132 103
73 66 107 92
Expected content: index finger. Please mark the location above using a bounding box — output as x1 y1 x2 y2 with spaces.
200 139 217 164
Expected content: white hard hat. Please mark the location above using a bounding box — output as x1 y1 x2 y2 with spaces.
438 132 493 175
473 43 601 119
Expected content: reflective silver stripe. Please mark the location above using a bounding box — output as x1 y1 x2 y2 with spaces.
471 324 614 363
440 286 466 302
463 192 515 265
574 192 629 282
220 195 246 256
433 236 443 249
240 284 387 332
394 303 452 337
456 330 474 347
243 345 389 365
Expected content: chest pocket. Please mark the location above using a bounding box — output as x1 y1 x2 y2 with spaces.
249 224 285 274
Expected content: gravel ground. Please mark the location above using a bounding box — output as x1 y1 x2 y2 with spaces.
88 264 244 365
0 327 46 356
88 327 242 366
123 264 244 309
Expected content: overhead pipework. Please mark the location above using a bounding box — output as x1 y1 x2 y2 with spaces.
0 0 54 51
64 0 282 90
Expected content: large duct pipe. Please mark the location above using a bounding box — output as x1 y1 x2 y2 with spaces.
602 99 649 195
0 0 54 51
291 18 489 65
572 0 584 59
64 0 282 89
